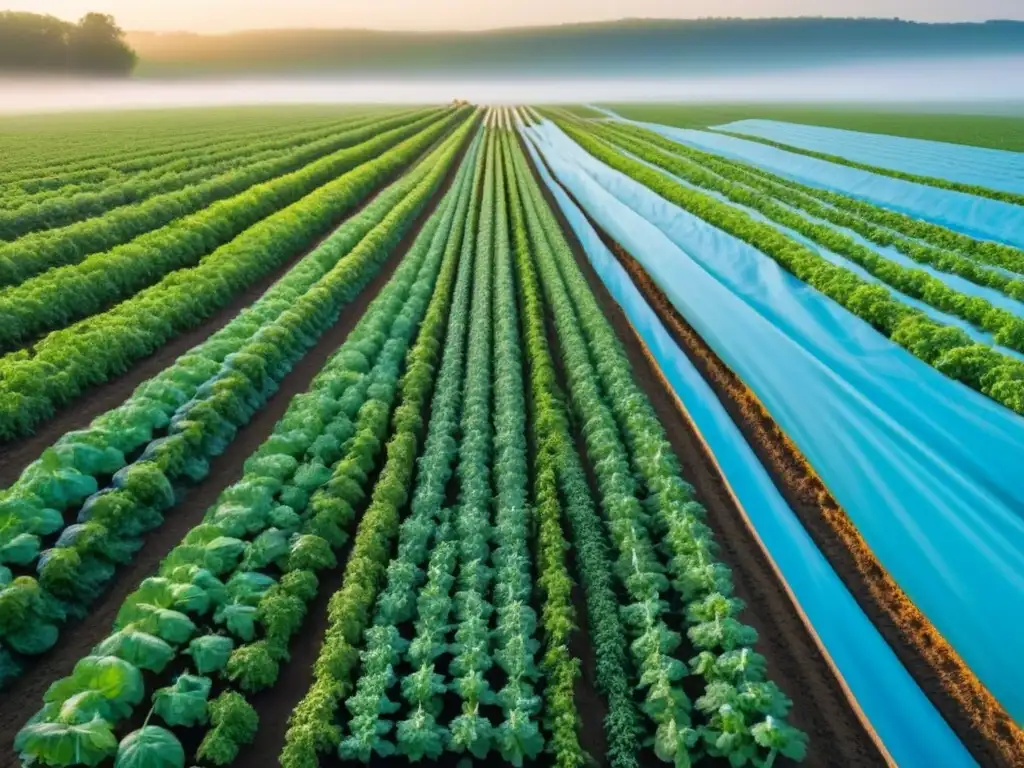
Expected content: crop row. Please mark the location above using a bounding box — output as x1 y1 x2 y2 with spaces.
0 110 405 242
0 124 456 562
557 119 1024 416
595 119 1024 281
0 110 381 195
282 127 581 768
509 125 809 767
588 121 1024 353
598 122 1024 333
502 128 625 768
335 129 484 765
281 127 492 768
10 125 485 768
4 117 813 768
0 109 438 292
714 127 1024 207
0 108 472 442
0 110 384 207
669 134 1024 295
0 115 479 678
0 110 442 350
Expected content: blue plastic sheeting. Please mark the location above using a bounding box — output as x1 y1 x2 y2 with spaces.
715 119 1024 196
626 147 1024 357
523 120 1024 727
631 147 1024 318
521 128 977 768
593 107 1024 250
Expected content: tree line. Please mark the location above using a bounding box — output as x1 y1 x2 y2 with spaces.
0 11 137 75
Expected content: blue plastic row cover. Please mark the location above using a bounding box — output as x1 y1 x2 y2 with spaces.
628 146 1024 348
715 119 1024 195
521 127 977 768
523 120 1024 729
591 107 1024 250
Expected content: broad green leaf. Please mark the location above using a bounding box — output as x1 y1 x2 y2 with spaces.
152 674 212 727
15 715 117 767
114 726 185 768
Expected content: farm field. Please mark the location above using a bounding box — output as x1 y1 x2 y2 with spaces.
0 102 1021 768
596 103 1024 151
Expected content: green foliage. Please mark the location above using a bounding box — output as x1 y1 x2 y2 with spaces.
595 120 1024 353
487 133 549 765
448 711 494 759
395 707 447 760
0 575 64 655
0 110 447 355
185 634 235 675
41 656 145 722
15 715 118 767
95 628 175 673
0 115 471 684
445 130 501 759
284 534 336 572
214 602 258 642
240 528 289 571
283 122 482 767
112 463 175 511
226 640 281 693
197 691 259 767
752 715 809 765
509 131 809 766
510 135 695 764
115 579 202 643
0 531 40 565
0 108 470 443
114 726 185 768
280 569 319 602
152 674 212 727
3 113 475 707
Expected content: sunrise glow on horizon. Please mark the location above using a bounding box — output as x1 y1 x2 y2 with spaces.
7 0 1024 32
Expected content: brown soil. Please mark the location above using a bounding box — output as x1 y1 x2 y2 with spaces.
567 580 612 766
0 127 473 765
521 139 888 768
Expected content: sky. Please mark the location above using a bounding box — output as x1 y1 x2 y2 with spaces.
9 0 1024 33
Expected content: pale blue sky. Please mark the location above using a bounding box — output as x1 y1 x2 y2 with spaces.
11 0 1024 32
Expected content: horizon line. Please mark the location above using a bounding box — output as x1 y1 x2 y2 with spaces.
119 15 1023 38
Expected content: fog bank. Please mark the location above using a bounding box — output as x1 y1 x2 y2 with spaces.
1 55 1022 115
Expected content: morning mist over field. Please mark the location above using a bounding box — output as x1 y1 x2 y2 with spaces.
1 15 1024 113
3 55 1024 114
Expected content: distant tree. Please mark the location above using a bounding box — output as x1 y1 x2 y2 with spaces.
0 12 70 70
0 10 137 75
68 13 137 74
